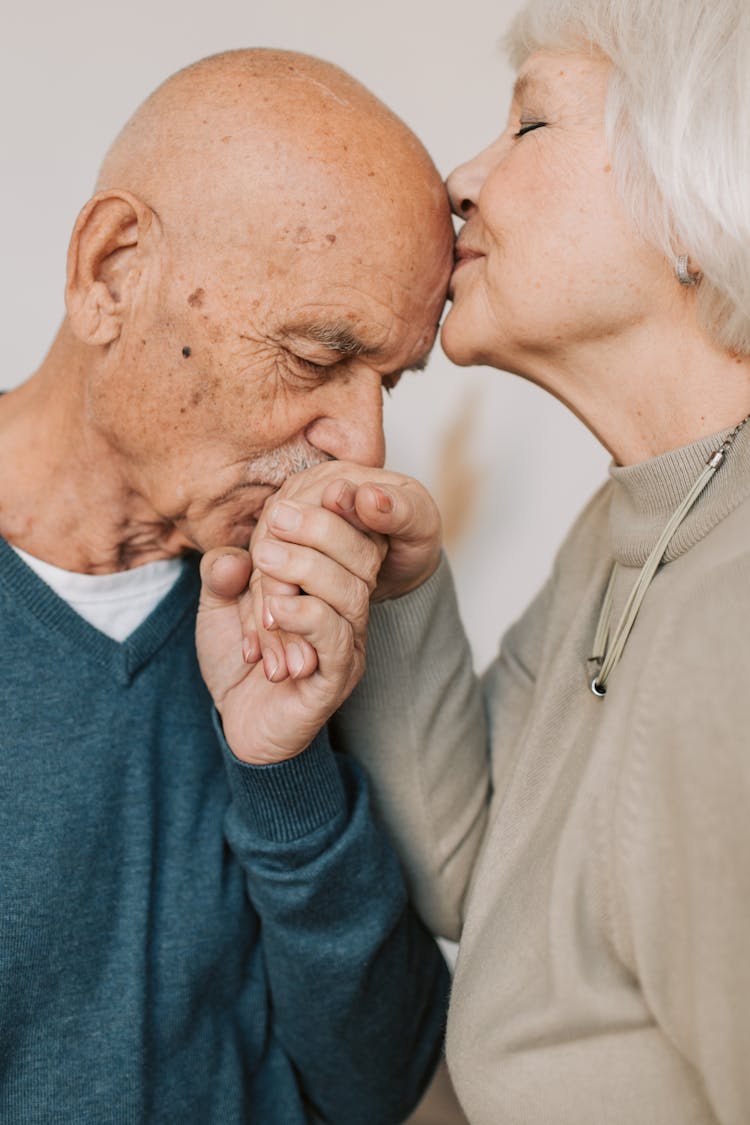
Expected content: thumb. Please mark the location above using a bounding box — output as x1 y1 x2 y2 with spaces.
353 481 443 600
353 481 442 546
199 548 253 607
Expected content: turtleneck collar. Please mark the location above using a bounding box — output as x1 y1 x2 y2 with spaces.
608 419 750 568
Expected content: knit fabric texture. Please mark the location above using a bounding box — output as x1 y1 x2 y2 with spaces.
0 540 448 1124
334 423 750 1125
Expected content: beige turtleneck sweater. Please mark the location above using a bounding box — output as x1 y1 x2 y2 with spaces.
331 425 750 1125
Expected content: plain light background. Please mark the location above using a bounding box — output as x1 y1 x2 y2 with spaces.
2 0 609 669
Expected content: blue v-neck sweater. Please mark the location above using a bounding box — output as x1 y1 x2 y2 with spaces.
0 538 448 1124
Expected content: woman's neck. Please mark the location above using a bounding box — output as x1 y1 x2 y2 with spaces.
520 316 750 466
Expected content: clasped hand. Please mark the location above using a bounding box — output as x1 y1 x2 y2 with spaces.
196 463 441 766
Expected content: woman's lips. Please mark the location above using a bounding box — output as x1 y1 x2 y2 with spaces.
449 246 483 298
452 246 483 270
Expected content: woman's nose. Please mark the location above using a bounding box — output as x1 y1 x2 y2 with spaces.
446 144 496 219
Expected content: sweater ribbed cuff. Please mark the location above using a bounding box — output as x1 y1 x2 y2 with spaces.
213 713 347 843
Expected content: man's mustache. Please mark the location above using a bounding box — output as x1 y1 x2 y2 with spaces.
248 438 333 488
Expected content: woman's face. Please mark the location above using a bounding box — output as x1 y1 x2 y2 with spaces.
442 50 668 377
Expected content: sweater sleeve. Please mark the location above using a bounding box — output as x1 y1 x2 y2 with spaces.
611 557 750 1125
218 718 450 1125
481 570 555 800
329 555 489 940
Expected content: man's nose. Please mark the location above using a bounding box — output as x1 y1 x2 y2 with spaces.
304 373 386 468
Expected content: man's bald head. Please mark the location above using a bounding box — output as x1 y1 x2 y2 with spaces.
96 49 443 256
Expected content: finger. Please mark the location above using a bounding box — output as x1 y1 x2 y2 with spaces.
351 481 443 601
200 550 263 669
241 631 262 666
248 568 290 683
319 478 373 534
253 538 372 630
200 548 253 607
264 499 387 583
196 549 257 703
266 594 361 684
242 569 318 683
258 573 319 679
352 481 440 543
237 571 301 668
261 573 299 598
261 596 319 680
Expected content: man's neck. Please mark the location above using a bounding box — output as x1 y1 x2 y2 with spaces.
0 330 190 573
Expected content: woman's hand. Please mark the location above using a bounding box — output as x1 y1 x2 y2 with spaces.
241 463 443 684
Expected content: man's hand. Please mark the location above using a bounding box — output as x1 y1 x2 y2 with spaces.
242 463 443 684
196 522 382 764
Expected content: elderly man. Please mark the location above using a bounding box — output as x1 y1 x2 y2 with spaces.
0 49 455 1123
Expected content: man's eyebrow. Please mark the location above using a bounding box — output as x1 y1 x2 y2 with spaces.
295 321 383 357
290 320 435 376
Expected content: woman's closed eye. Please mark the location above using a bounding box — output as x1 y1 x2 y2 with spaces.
514 121 546 138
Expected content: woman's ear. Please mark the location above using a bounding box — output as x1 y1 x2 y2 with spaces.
65 189 158 346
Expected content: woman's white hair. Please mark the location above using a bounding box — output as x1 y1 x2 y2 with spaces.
506 0 750 354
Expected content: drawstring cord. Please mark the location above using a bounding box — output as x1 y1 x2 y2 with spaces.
588 415 750 697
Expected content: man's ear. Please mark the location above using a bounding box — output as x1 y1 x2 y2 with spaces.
65 189 158 347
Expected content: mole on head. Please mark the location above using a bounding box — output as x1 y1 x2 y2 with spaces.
182 346 192 358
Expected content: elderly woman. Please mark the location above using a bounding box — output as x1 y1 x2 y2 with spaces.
212 0 750 1121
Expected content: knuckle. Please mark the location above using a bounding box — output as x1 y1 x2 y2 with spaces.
336 619 356 658
353 536 382 588
293 548 315 588
349 579 371 622
306 595 328 633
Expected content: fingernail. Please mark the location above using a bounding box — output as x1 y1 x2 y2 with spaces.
242 636 258 664
336 481 356 511
287 643 304 678
372 486 393 513
264 650 279 681
263 597 275 630
270 502 301 531
254 541 287 568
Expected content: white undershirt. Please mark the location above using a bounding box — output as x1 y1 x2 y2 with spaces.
12 545 184 641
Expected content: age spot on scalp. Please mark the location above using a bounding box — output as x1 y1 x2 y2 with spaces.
182 346 192 358
326 234 337 244
187 288 205 308
293 225 313 245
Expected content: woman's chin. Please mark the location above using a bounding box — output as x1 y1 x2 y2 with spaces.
441 304 524 373
440 306 481 367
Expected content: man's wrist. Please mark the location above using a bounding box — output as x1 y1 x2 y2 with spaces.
214 713 347 842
